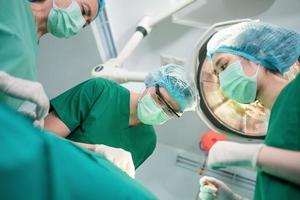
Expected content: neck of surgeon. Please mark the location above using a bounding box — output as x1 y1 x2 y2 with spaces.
129 92 142 127
256 68 288 109
31 0 52 40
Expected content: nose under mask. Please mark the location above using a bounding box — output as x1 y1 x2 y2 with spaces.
137 93 171 125
47 0 86 38
218 60 260 104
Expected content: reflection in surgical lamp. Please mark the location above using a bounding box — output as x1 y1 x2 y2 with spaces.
200 55 269 138
193 20 299 139
193 19 269 139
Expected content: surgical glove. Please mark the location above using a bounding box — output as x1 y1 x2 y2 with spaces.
207 141 264 169
0 72 49 120
18 101 45 129
20 108 45 129
94 144 135 178
33 119 45 129
199 176 247 200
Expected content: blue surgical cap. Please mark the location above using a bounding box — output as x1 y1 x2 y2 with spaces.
97 0 104 16
144 64 197 112
207 22 300 74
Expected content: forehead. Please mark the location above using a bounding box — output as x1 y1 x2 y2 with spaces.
76 0 99 19
212 52 241 64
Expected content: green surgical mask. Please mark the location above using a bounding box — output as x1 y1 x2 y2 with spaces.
47 0 85 38
137 93 171 125
219 61 259 104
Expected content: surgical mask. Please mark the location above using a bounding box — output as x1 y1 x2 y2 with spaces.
137 93 171 125
47 0 85 38
219 61 259 104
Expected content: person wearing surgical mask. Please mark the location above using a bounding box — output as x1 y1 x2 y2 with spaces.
0 0 103 127
0 0 138 180
43 64 196 175
198 22 300 200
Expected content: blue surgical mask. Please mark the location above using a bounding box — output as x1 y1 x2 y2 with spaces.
218 61 259 104
137 93 171 125
47 0 85 38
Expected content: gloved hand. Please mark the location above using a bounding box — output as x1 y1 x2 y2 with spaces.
199 176 247 200
207 141 264 169
94 144 135 178
0 71 49 121
18 101 45 129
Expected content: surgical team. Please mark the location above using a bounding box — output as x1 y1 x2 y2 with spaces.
0 0 299 199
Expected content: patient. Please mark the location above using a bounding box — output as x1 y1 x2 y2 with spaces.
44 64 196 174
0 102 157 200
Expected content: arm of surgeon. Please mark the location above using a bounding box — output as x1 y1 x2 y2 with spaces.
257 145 300 186
44 111 135 178
44 111 107 151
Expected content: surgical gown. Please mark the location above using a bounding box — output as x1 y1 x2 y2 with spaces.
0 0 38 109
50 78 157 168
254 74 300 200
0 102 157 200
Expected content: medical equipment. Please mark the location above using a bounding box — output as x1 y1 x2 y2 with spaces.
191 19 272 138
91 0 196 82
192 19 300 139
195 130 227 200
199 176 245 200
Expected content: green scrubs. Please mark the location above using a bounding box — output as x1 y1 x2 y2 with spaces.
254 75 300 200
0 0 38 109
0 102 157 200
50 78 157 168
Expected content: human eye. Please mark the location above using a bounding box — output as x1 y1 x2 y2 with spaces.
216 59 229 72
81 5 86 15
220 62 228 71
167 108 174 115
156 97 165 106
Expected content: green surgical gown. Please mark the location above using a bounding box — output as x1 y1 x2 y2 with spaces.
50 78 157 168
0 0 38 109
254 75 300 200
0 102 157 200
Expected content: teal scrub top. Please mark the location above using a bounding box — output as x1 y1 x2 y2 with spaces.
50 78 157 168
254 75 300 200
0 0 38 109
0 102 158 200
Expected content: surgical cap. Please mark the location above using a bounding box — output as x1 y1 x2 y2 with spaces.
144 64 197 112
207 22 300 74
97 0 104 16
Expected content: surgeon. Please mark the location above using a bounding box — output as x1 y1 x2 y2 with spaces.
198 22 300 200
0 101 158 200
0 0 103 125
44 64 197 170
0 0 139 181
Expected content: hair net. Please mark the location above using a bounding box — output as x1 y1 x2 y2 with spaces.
144 64 197 112
207 22 300 74
97 0 105 16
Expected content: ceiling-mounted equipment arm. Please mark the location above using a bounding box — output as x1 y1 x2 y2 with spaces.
91 0 197 82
